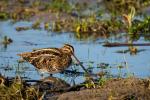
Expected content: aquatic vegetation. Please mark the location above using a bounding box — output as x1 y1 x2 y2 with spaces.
75 19 89 33
74 17 111 40
31 0 41 7
123 15 150 41
1 36 13 45
0 12 9 20
10 8 36 21
83 76 96 88
17 0 29 4
48 0 72 13
122 7 136 34
52 20 62 32
98 76 107 86
50 15 122 40
105 0 150 15
83 81 95 88
52 17 75 32
44 22 50 31
131 16 150 34
83 75 108 88
32 20 41 29
15 21 42 31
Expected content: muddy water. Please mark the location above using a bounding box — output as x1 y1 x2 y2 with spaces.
0 20 150 85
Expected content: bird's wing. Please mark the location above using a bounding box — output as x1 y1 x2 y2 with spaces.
18 48 62 59
28 54 61 68
28 54 65 73
29 53 59 63
31 48 62 57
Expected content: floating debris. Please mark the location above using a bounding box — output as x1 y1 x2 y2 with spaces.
15 26 30 31
103 42 150 47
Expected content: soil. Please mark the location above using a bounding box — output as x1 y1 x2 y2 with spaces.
48 77 150 100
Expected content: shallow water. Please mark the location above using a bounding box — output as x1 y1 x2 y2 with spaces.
0 20 150 85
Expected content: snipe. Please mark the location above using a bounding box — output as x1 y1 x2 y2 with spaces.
18 44 88 74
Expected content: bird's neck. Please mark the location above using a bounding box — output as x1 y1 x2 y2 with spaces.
60 48 72 56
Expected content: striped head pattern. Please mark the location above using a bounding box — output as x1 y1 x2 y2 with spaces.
61 44 74 55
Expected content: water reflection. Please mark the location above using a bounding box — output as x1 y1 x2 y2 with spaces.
34 76 70 91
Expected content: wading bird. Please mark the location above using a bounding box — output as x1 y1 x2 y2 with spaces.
18 44 88 74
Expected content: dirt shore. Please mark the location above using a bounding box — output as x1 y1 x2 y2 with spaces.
49 77 150 100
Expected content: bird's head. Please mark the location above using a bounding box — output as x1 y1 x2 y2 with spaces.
61 44 74 55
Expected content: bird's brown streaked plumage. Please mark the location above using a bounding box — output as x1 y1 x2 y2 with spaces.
17 44 74 73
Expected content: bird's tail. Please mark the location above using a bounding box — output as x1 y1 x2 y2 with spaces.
17 52 31 58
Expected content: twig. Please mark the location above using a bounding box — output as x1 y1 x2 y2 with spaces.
103 43 150 47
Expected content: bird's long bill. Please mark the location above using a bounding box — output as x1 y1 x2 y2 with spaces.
72 54 89 74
